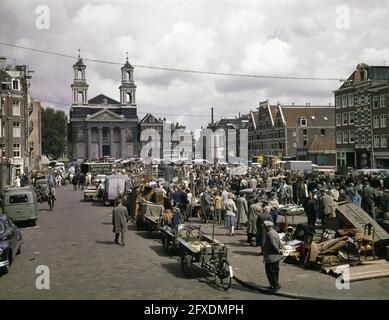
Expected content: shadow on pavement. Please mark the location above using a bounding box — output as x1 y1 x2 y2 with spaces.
160 262 209 280
227 241 251 248
92 202 105 207
231 250 260 256
95 240 115 245
135 231 161 240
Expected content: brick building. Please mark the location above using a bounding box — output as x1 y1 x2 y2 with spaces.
334 63 389 168
249 100 336 166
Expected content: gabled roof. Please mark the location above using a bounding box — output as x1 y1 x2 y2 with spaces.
140 113 163 124
250 111 258 130
268 105 279 126
88 94 120 105
280 105 334 127
309 135 336 153
86 108 125 121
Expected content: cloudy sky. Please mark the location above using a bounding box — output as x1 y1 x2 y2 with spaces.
1 0 389 129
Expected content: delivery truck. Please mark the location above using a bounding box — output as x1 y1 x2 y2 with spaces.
285 160 312 172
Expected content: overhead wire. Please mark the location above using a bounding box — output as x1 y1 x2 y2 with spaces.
0 42 344 81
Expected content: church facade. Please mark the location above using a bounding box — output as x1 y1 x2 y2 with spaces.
68 55 139 161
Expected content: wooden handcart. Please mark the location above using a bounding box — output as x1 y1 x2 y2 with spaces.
177 226 233 291
160 224 201 253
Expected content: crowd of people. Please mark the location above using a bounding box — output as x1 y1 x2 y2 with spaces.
148 164 389 240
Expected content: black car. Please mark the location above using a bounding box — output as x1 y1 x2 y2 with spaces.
0 215 22 275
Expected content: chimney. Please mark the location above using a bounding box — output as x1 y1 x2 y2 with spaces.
239 112 241 118
211 107 214 124
292 102 294 106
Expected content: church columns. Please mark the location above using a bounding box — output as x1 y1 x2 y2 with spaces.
87 127 92 160
98 127 103 159
120 128 126 158
110 128 114 157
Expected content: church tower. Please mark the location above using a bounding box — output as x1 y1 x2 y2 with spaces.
71 50 89 105
119 53 137 106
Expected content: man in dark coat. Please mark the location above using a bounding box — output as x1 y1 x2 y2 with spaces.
263 220 282 291
361 180 376 220
256 205 273 253
304 191 317 231
112 199 129 246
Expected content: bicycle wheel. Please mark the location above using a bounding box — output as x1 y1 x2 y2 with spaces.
217 259 232 291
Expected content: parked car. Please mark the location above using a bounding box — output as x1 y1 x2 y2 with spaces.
0 215 22 275
1 187 38 226
53 162 65 172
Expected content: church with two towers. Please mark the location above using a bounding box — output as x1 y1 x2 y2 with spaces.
67 54 140 160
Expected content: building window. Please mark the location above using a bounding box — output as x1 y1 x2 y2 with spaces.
374 135 380 148
320 129 325 136
0 118 2 138
342 95 347 108
303 129 307 136
381 135 387 148
349 131 355 143
343 131 348 144
13 101 21 116
336 113 342 126
299 117 307 126
347 112 353 125
335 96 341 109
303 140 308 147
365 95 370 105
13 144 21 157
380 114 387 128
337 131 342 144
13 122 21 137
12 79 20 91
380 94 386 108
348 93 354 106
373 115 380 129
373 96 379 109
342 112 348 126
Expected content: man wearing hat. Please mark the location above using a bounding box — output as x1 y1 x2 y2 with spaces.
263 220 282 291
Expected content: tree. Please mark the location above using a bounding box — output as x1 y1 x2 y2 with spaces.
42 107 67 159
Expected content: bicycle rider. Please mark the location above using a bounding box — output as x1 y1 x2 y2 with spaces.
48 185 56 209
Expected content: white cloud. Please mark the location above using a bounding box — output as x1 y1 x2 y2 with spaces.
240 38 297 75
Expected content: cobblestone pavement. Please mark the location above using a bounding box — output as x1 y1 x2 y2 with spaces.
0 185 284 300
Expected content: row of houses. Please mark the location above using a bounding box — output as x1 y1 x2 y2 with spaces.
207 63 389 169
0 57 42 185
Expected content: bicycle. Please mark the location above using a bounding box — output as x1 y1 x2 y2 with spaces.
48 194 55 211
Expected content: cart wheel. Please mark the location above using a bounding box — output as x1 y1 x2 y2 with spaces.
181 254 191 277
217 260 232 291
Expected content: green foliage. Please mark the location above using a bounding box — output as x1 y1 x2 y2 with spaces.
42 107 67 159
